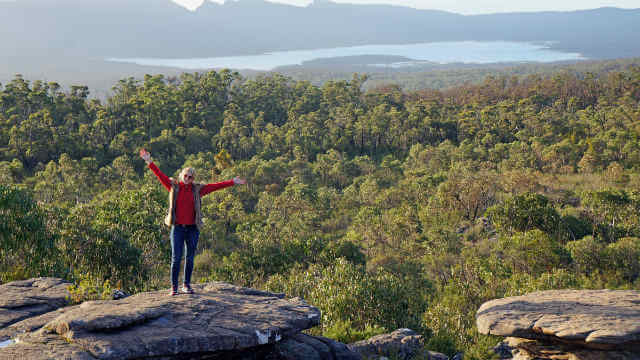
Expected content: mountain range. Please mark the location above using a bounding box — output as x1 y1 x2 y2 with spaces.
2 0 639 59
1 0 639 98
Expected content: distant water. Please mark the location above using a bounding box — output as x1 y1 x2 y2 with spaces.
107 41 585 71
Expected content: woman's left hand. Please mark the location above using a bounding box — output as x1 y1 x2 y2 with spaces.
139 149 152 164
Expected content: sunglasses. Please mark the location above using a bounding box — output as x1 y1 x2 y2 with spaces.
184 175 194 180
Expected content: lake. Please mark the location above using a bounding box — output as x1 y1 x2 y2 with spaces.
107 41 585 71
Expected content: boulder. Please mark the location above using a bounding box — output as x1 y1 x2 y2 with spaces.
0 280 360 360
429 351 450 360
476 289 640 351
348 328 448 360
493 340 517 359
277 333 362 360
111 289 130 300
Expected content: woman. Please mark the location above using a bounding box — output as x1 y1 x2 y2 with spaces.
140 149 246 295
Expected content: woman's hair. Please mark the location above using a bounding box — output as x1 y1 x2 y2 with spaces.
179 167 195 180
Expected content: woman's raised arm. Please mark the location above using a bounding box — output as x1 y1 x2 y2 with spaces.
200 177 246 196
140 149 171 191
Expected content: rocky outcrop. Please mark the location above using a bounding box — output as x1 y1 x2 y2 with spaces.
0 277 72 342
476 289 640 360
277 333 361 360
348 328 448 360
0 279 362 360
497 337 639 360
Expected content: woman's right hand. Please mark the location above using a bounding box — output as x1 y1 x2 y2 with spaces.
139 149 151 164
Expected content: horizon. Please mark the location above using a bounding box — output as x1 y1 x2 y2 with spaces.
171 0 640 14
1 0 638 15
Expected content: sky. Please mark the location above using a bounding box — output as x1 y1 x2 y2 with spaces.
171 0 639 14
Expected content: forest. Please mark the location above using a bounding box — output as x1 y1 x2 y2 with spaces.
2 65 640 359
280 56 640 92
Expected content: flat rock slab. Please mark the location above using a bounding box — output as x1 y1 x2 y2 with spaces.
0 278 70 332
0 306 74 344
1 281 321 360
476 289 640 350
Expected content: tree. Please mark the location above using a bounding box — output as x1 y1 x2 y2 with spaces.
606 237 640 282
578 141 601 173
497 230 567 275
54 184 167 291
565 236 606 275
0 185 60 282
265 258 428 338
433 166 500 222
581 189 632 242
486 193 560 236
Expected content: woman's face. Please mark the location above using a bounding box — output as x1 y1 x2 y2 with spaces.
183 172 194 184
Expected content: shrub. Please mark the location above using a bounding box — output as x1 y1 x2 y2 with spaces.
497 230 568 275
486 193 560 236
57 205 144 292
560 213 592 241
504 268 580 297
581 189 633 242
422 270 503 359
265 258 429 339
67 273 115 305
606 237 640 282
208 233 326 286
322 319 387 344
565 236 606 275
0 185 61 283
318 240 366 266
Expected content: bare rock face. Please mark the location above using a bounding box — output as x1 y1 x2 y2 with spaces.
276 333 362 360
348 328 448 360
0 280 360 360
477 289 640 350
476 289 640 360
0 277 71 341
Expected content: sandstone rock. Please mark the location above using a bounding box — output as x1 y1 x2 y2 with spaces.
503 337 640 360
111 289 130 300
0 305 73 344
0 280 364 359
0 335 95 360
276 333 362 360
493 340 517 359
0 277 71 339
428 351 449 360
348 328 448 360
476 289 640 350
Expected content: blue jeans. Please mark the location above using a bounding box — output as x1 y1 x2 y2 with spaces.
170 225 199 289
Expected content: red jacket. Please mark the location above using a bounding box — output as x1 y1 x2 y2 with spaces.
149 162 234 225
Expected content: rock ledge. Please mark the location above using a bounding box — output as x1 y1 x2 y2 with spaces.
0 279 362 360
477 289 640 359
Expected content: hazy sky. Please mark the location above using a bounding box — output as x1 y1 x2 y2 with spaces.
171 0 639 14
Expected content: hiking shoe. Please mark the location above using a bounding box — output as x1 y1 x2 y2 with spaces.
181 284 194 294
169 287 178 296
